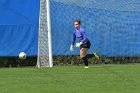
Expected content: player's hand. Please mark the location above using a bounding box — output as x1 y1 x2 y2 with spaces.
76 42 82 47
94 52 100 60
70 45 74 52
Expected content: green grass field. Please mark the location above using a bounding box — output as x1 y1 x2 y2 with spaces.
0 64 140 93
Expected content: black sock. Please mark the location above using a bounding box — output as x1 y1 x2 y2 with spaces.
82 57 88 66
86 54 94 58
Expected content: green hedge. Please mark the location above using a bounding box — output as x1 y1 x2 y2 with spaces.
0 55 140 67
0 57 37 67
53 55 140 66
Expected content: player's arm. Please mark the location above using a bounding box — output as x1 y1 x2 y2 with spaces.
70 32 76 51
72 32 76 46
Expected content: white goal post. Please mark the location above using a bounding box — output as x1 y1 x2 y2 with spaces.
37 0 53 68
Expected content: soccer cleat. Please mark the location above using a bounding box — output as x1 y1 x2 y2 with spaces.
94 52 100 60
84 66 89 68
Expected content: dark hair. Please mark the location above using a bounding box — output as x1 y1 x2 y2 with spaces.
74 19 81 25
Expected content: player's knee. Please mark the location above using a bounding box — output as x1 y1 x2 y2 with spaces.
80 54 85 59
80 49 87 59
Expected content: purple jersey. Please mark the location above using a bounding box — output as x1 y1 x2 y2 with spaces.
71 28 88 45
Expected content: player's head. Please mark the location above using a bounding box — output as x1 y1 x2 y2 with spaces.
74 19 81 30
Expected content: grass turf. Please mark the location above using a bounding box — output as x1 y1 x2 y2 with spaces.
0 64 140 93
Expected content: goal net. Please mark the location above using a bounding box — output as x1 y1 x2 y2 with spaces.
37 0 53 67
37 0 140 66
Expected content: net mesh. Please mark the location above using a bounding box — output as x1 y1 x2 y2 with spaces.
37 0 49 67
50 0 140 56
38 0 140 66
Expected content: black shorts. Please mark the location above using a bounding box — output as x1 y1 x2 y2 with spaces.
80 40 91 49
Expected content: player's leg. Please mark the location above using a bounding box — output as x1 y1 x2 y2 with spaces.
86 52 100 60
80 48 89 67
86 40 99 60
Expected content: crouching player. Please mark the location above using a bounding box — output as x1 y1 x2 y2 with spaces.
70 19 91 68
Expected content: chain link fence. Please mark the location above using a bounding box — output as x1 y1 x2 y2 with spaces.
50 0 140 65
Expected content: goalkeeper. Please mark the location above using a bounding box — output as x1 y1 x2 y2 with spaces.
70 19 99 68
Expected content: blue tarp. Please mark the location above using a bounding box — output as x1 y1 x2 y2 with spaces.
0 0 39 57
51 0 140 56
0 0 140 57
